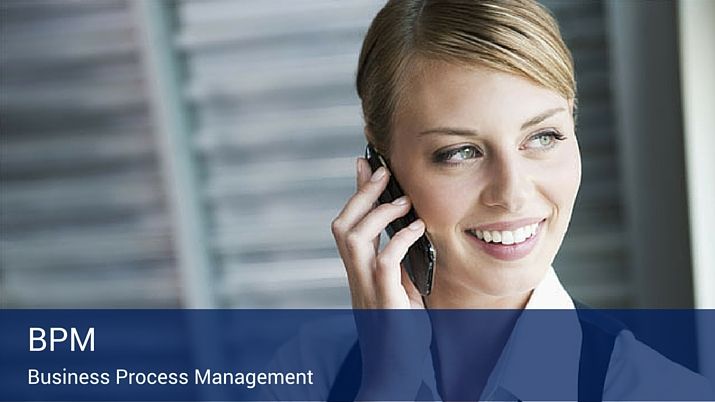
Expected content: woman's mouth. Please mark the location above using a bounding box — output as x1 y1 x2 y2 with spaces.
465 219 544 261
469 222 538 245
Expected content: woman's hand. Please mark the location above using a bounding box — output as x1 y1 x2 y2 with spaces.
331 157 427 310
332 157 432 399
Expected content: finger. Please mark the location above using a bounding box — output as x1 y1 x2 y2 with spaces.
340 200 409 277
401 265 426 309
350 196 411 246
341 197 410 273
356 157 372 190
375 219 426 289
333 165 390 235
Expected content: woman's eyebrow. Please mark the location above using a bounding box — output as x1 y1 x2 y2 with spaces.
520 107 566 130
418 127 480 137
418 107 566 137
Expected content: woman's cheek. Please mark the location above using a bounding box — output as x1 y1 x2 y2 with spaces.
561 144 582 203
549 145 582 219
409 177 471 232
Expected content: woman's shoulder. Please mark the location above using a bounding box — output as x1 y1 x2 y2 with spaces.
604 329 715 400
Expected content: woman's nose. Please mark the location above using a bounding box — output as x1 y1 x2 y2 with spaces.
479 153 531 212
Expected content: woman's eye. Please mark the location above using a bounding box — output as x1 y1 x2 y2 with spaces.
524 131 566 150
434 145 481 164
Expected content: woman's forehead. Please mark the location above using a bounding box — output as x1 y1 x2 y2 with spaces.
394 59 570 134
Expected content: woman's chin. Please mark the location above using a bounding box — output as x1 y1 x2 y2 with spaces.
433 258 549 304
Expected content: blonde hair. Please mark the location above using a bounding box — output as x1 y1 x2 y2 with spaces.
357 0 575 155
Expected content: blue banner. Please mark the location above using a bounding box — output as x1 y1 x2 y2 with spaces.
1 309 713 401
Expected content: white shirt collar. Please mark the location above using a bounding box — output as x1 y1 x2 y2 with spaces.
524 266 576 310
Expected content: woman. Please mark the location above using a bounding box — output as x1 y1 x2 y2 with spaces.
332 0 579 312
326 0 713 400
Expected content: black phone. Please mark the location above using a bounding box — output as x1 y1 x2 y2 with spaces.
365 144 436 296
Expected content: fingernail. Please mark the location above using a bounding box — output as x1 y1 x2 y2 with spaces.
370 167 387 182
408 219 425 231
392 196 409 205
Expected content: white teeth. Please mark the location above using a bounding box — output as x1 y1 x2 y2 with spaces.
501 231 514 245
492 231 502 243
471 222 540 245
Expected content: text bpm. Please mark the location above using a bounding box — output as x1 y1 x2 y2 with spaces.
29 327 94 352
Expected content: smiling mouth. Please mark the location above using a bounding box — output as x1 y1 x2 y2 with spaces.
466 220 542 245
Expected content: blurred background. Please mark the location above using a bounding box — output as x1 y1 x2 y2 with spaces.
1 0 713 309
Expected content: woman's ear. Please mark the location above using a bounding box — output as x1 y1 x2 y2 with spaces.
363 126 390 158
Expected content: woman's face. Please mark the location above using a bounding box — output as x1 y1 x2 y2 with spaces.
389 59 581 301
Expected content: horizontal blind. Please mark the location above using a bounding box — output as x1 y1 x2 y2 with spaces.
175 0 385 307
0 0 179 307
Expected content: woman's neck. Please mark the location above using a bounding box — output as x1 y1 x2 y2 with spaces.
424 274 533 310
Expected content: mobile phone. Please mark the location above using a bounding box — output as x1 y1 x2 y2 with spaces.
364 144 436 296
